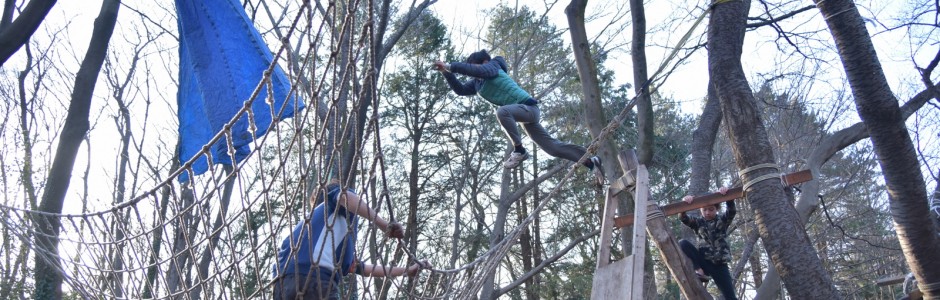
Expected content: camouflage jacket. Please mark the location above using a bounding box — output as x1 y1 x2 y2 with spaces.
680 200 736 264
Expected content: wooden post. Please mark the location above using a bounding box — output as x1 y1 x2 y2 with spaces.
592 150 647 299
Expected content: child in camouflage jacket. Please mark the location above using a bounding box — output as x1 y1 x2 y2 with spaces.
678 187 738 300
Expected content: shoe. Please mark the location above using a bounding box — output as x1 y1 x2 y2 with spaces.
590 156 606 186
503 151 529 169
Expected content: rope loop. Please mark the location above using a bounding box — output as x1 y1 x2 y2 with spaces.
739 163 782 194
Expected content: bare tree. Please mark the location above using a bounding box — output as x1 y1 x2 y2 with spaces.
32 0 120 298
707 0 840 298
566 0 666 298
813 0 940 298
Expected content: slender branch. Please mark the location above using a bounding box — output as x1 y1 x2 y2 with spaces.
746 5 816 28
496 228 601 295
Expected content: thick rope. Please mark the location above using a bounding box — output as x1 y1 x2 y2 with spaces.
738 163 782 192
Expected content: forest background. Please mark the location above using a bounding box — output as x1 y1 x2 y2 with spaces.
0 0 938 299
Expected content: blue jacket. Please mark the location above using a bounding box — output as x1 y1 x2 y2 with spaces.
273 188 360 280
443 56 533 106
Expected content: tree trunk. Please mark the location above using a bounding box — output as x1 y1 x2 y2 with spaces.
932 180 940 231
481 167 516 300
684 82 722 241
707 1 841 298
166 183 199 298
629 0 653 165
814 1 940 297
567 0 657 297
340 0 435 179
0 0 57 66
755 81 936 299
32 0 119 298
189 167 235 300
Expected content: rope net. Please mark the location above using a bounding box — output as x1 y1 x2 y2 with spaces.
0 1 652 299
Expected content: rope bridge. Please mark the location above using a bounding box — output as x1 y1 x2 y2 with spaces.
0 0 718 298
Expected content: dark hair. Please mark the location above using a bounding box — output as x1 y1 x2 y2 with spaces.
312 179 342 204
701 203 721 210
465 50 491 64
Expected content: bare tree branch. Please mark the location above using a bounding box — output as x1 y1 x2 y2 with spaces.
0 0 57 66
746 5 815 28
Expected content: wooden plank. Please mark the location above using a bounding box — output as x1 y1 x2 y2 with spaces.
628 165 650 297
645 204 713 299
614 169 813 228
610 150 638 196
875 274 906 286
591 257 633 299
595 185 618 269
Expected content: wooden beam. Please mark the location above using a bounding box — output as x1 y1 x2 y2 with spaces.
645 204 713 299
614 169 813 228
875 274 906 286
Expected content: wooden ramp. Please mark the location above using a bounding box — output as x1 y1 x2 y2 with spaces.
591 150 711 299
591 151 648 299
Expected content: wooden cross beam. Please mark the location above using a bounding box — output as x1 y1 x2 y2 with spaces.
875 274 906 287
613 169 813 228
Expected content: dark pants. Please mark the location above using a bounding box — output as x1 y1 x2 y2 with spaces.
495 104 588 165
272 269 339 300
679 239 738 300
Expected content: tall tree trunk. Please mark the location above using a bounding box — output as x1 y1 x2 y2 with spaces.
32 0 119 298
517 193 537 300
755 81 936 299
629 0 653 165
627 2 659 297
0 0 56 66
707 1 840 298
684 82 722 241
189 167 235 300
814 1 940 297
932 179 940 231
166 182 199 298
340 0 435 179
481 166 518 300
567 0 657 297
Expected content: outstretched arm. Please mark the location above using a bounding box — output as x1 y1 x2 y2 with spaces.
679 211 698 230
448 61 501 78
337 191 404 238
357 260 430 277
716 186 735 221
434 61 478 96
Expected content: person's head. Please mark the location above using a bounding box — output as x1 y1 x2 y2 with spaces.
465 50 491 64
700 203 720 220
312 179 343 205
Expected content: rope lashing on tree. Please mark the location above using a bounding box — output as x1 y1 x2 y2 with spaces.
647 205 666 221
920 279 940 295
739 163 784 193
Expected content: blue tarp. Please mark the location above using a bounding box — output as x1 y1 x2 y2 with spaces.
176 0 303 181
